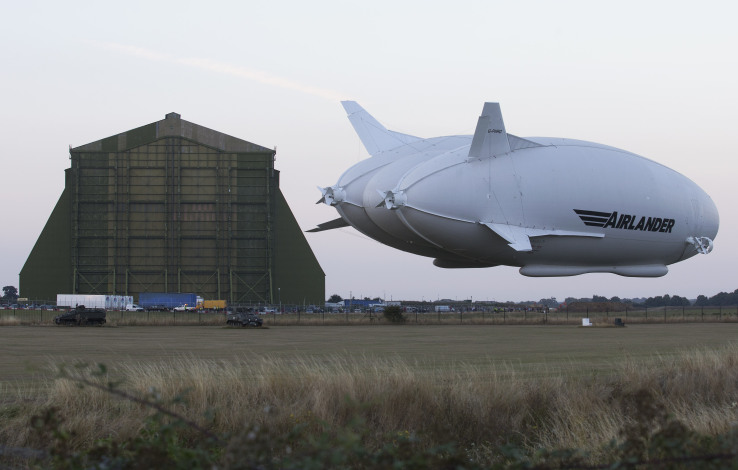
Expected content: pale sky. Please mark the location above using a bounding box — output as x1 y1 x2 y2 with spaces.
1 0 736 303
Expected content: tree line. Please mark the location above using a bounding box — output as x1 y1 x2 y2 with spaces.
558 288 738 308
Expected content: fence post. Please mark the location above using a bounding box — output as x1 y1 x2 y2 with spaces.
701 306 704 322
625 306 628 321
645 307 648 322
664 307 666 323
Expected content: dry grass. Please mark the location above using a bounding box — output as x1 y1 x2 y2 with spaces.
2 344 738 461
0 316 21 326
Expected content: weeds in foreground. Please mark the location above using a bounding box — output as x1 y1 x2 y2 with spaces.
17 383 738 469
2 346 738 468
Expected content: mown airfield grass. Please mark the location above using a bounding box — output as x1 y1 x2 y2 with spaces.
2 322 738 393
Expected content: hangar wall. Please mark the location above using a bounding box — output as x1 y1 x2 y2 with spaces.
20 113 324 305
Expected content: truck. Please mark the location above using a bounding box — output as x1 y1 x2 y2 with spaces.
197 300 227 311
54 306 106 326
139 292 200 311
56 294 133 310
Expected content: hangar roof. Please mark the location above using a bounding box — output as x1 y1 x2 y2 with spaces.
72 112 273 154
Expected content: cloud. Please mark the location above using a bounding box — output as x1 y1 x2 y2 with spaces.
93 41 344 101
98 42 171 62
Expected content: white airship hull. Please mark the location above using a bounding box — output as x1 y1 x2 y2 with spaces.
312 102 719 277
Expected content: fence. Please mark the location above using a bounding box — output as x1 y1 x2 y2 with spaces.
2 305 737 326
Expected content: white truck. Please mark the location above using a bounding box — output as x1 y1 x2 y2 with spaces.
56 294 133 310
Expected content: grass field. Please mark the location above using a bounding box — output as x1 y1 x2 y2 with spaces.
2 323 738 467
2 323 738 391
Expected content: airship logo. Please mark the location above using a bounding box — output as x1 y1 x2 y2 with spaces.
574 209 675 233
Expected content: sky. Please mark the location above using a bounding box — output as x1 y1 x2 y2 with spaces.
1 0 737 303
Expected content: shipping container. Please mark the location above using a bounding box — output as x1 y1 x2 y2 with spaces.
139 293 199 310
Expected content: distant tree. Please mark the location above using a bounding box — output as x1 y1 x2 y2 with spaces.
2 286 18 301
610 296 621 303
695 294 709 306
538 297 558 308
708 290 738 306
669 295 690 307
383 305 405 323
592 295 607 302
642 294 693 308
644 296 661 307
327 294 343 303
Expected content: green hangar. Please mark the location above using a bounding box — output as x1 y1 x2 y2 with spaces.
20 112 324 306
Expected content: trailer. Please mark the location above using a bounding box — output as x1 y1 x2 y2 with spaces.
139 292 199 310
56 294 133 310
197 300 227 310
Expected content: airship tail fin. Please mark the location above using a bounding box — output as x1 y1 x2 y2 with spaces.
306 217 350 233
468 103 543 161
483 222 605 252
341 101 423 157
468 102 511 160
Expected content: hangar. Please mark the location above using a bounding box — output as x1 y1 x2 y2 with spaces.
20 112 324 305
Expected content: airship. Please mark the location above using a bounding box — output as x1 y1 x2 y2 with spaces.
310 101 719 277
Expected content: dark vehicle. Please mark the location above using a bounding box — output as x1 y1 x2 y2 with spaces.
226 311 263 327
54 305 106 326
145 305 170 312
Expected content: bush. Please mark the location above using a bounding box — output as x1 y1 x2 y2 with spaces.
383 306 405 323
